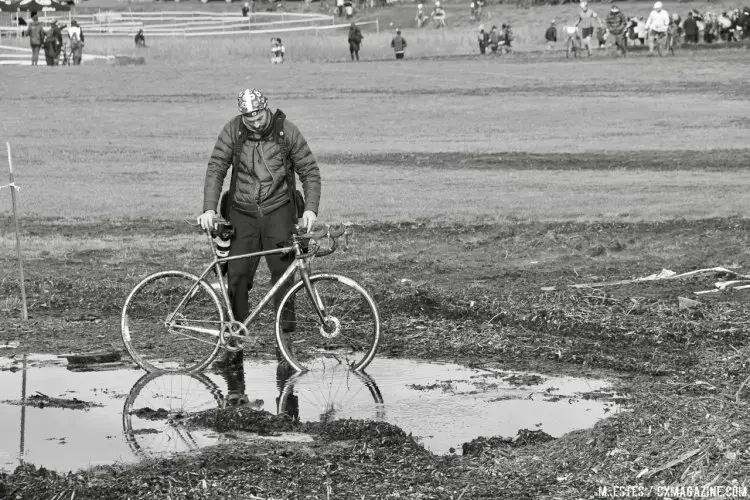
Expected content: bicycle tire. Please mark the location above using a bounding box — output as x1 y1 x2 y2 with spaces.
277 359 385 422
656 33 665 56
122 371 224 458
275 274 380 373
122 270 225 373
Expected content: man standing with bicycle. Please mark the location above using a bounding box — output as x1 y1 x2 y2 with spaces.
576 1 603 57
198 88 321 368
645 1 670 54
606 5 628 56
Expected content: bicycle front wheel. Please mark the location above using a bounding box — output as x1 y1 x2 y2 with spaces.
122 271 224 372
123 371 224 458
276 274 380 372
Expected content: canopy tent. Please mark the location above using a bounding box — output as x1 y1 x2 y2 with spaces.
0 0 70 12
0 1 19 12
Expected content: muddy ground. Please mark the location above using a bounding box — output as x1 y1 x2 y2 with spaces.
1 217 750 498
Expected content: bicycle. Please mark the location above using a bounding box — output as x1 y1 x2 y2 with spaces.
564 27 583 58
653 29 675 56
121 220 381 374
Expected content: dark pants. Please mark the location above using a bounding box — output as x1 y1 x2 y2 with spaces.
30 44 41 65
479 42 486 55
228 201 296 332
44 43 57 66
686 32 699 43
349 42 360 60
72 45 83 65
395 52 404 59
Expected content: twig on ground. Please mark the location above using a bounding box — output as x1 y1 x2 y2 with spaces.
645 448 704 479
735 374 750 404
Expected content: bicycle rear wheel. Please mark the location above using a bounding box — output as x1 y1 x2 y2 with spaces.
122 271 224 372
277 358 385 422
276 274 380 372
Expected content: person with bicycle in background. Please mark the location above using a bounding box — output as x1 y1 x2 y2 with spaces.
645 1 670 53
431 1 447 28
606 4 628 56
576 1 603 56
198 88 321 369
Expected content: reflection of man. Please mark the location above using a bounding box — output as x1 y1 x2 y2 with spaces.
275 362 299 421
220 365 251 407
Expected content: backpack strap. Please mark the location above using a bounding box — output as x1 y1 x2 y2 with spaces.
273 109 300 218
223 119 246 219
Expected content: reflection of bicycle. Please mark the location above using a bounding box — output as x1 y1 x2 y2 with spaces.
122 371 224 458
121 221 381 374
277 358 385 422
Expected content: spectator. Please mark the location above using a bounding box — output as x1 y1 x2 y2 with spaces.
501 23 513 52
344 0 354 19
645 1 670 53
336 0 344 17
415 3 428 28
576 1 603 57
242 2 250 17
478 24 489 54
271 37 285 63
683 11 699 43
545 20 557 49
390 28 406 59
68 19 84 66
431 1 446 28
60 23 71 64
134 28 146 47
606 5 628 55
347 21 363 61
488 24 501 54
43 20 61 66
26 13 44 66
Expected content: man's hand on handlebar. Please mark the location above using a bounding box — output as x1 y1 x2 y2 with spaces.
301 210 317 233
198 210 216 231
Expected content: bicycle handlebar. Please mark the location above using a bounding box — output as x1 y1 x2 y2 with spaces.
193 216 349 257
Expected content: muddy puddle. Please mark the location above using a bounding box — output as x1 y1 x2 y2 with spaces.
0 354 621 473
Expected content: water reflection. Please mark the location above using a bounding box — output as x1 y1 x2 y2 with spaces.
122 360 385 457
0 355 620 472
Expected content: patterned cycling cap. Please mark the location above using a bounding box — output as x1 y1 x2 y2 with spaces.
237 88 268 116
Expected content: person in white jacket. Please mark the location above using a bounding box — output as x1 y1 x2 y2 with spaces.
645 1 670 52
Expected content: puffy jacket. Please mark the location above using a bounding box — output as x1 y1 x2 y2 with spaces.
348 27 362 45
391 35 406 52
203 110 321 218
606 11 627 34
27 20 44 46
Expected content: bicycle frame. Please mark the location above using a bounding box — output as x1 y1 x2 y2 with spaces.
165 234 328 341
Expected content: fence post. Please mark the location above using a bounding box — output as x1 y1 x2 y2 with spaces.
376 17 379 33
5 143 28 321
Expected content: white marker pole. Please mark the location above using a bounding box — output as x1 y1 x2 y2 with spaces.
6 142 28 321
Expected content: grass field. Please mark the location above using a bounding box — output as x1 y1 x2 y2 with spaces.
2 50 750 222
2 8 750 498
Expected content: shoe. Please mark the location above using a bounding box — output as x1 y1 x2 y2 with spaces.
212 350 244 371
